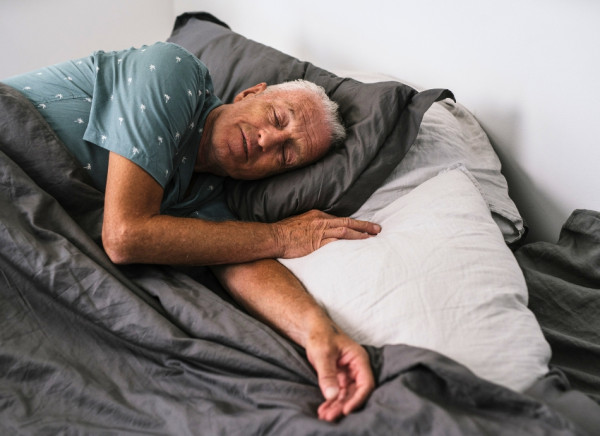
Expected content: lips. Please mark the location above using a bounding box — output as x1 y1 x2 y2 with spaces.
240 128 249 161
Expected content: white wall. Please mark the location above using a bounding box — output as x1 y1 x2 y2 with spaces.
2 0 598 242
175 0 600 243
0 0 175 79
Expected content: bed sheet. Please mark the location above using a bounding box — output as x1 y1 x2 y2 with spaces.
515 209 600 404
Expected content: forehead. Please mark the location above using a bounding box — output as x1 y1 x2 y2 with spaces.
263 88 319 114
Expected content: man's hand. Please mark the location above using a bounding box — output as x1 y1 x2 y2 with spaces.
274 210 381 259
213 259 374 421
305 324 375 422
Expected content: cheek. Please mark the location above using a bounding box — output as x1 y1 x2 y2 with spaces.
252 154 282 176
229 158 282 180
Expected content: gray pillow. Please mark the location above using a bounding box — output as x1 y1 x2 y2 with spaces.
168 13 453 221
353 99 526 244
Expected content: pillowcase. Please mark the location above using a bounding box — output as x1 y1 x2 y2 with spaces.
279 167 550 392
352 94 525 244
168 12 453 221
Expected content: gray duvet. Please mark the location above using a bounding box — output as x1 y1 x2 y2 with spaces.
1 84 600 435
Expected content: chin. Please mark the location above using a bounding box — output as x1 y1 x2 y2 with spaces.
228 169 276 181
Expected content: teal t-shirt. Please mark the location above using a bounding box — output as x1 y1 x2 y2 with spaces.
4 42 232 220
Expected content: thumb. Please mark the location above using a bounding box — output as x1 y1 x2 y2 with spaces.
323 384 340 401
312 352 340 400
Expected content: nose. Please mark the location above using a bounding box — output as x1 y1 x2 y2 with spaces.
257 126 286 151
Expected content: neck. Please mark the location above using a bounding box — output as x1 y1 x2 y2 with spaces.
194 106 224 175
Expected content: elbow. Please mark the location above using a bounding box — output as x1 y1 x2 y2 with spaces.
102 221 140 265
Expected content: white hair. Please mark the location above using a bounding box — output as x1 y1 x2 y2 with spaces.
263 79 346 146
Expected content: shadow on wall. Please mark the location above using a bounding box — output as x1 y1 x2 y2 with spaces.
477 111 565 244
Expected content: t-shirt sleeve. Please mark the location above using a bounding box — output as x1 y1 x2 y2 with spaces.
83 42 210 188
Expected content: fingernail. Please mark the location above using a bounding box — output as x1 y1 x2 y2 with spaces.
324 386 339 400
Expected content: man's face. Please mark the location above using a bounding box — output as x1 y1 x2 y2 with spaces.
201 84 332 180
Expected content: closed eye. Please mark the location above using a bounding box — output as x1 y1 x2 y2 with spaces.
272 109 282 128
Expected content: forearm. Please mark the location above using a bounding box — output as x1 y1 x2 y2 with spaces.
212 258 334 347
103 214 283 266
102 152 380 267
214 259 375 421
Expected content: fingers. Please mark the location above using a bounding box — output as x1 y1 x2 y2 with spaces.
310 338 375 422
317 371 351 421
317 376 364 422
321 226 372 244
302 210 382 237
338 350 375 416
324 216 381 236
341 379 373 416
276 211 382 258
342 217 382 236
310 344 342 402
318 397 344 422
319 217 381 249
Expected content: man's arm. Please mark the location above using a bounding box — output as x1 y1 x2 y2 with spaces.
102 152 380 266
102 152 376 420
102 152 376 419
212 259 375 422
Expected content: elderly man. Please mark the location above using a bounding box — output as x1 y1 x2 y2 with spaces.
3 41 381 421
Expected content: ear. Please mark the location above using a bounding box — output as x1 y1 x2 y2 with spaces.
233 82 268 102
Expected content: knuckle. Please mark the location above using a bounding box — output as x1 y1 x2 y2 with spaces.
338 227 350 238
340 217 352 226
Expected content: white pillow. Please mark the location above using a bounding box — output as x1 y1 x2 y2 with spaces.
280 168 550 392
351 96 524 244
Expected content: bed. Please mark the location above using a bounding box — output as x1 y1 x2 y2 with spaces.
1 12 600 435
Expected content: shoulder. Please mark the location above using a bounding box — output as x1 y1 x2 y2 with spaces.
93 42 208 74
143 42 207 72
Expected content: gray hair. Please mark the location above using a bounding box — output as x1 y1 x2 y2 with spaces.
263 79 346 146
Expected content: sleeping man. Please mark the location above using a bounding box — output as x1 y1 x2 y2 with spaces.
3 41 381 421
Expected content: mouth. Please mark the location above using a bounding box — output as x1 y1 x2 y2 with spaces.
240 128 249 161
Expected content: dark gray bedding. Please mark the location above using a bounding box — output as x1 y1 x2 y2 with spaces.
515 209 600 405
2 75 600 435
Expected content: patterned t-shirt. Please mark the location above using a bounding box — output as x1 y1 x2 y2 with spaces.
3 42 232 220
